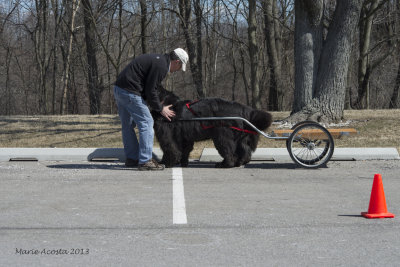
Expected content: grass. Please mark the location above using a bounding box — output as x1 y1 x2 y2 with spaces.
0 110 399 159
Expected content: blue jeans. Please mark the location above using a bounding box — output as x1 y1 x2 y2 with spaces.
114 86 154 164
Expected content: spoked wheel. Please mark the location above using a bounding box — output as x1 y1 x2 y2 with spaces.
286 120 320 149
287 122 334 168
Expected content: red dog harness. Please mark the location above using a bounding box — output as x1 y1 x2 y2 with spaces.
185 101 258 135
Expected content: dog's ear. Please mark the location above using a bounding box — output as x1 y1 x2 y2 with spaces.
157 85 180 106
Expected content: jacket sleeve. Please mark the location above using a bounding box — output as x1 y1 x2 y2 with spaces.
144 63 167 113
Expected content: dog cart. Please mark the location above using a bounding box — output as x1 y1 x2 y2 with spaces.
187 117 338 168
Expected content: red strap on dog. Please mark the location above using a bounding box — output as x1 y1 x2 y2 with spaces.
185 101 258 135
229 126 258 135
185 102 198 116
186 102 213 130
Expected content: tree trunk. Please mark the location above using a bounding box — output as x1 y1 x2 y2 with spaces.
178 0 204 98
139 0 147 54
354 0 379 109
82 0 102 114
292 0 323 114
248 0 261 109
389 1 400 109
50 0 62 115
228 0 240 102
239 46 251 106
33 0 51 114
288 0 362 123
390 59 400 108
5 47 12 115
263 0 283 111
194 0 204 95
231 51 237 101
60 0 80 115
205 0 219 96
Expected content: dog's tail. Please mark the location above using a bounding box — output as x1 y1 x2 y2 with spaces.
249 110 273 131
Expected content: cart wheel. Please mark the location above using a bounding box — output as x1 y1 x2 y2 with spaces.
286 120 321 149
287 122 334 168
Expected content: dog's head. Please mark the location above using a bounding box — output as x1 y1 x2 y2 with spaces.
157 85 180 106
152 85 182 121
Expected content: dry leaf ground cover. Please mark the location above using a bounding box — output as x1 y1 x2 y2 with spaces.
0 109 399 159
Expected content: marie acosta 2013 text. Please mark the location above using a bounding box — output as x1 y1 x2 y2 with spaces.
15 248 89 255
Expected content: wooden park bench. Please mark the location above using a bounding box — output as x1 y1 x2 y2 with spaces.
270 128 358 139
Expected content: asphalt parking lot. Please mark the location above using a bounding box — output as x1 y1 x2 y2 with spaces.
0 159 399 266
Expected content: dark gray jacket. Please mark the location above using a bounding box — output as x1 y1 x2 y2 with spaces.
115 53 170 112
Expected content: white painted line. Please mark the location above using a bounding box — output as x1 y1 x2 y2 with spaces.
172 167 187 224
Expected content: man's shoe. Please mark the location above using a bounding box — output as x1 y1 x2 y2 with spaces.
125 158 138 167
138 159 165 171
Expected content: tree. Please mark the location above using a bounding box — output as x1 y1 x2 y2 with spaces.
82 0 102 114
354 0 379 109
90 0 131 113
389 0 400 109
60 0 80 115
262 0 283 111
219 0 249 103
204 0 222 96
139 0 148 54
289 0 363 123
33 0 52 114
247 0 262 109
353 0 394 109
1 2 18 115
391 59 400 108
177 0 205 97
49 0 64 114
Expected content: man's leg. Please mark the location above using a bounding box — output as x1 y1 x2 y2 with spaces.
114 86 139 161
126 94 154 164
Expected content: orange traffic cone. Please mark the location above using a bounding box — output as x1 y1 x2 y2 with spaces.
361 174 395 219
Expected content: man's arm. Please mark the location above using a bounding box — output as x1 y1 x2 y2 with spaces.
144 66 164 113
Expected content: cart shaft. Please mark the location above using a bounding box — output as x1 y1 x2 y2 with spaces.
178 117 287 140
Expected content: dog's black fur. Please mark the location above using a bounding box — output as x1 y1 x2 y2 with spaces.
152 87 273 168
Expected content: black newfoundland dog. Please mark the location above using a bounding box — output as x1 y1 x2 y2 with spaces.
152 87 273 168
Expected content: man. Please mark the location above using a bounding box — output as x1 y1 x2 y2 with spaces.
114 48 189 171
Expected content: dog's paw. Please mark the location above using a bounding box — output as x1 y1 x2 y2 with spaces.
235 161 249 167
179 159 189 167
215 162 234 168
166 163 179 168
160 160 175 168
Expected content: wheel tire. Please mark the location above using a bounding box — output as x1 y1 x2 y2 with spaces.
287 123 334 168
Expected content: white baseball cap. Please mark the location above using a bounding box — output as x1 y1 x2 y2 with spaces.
173 48 189 71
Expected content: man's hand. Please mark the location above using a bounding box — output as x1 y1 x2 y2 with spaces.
160 105 176 121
